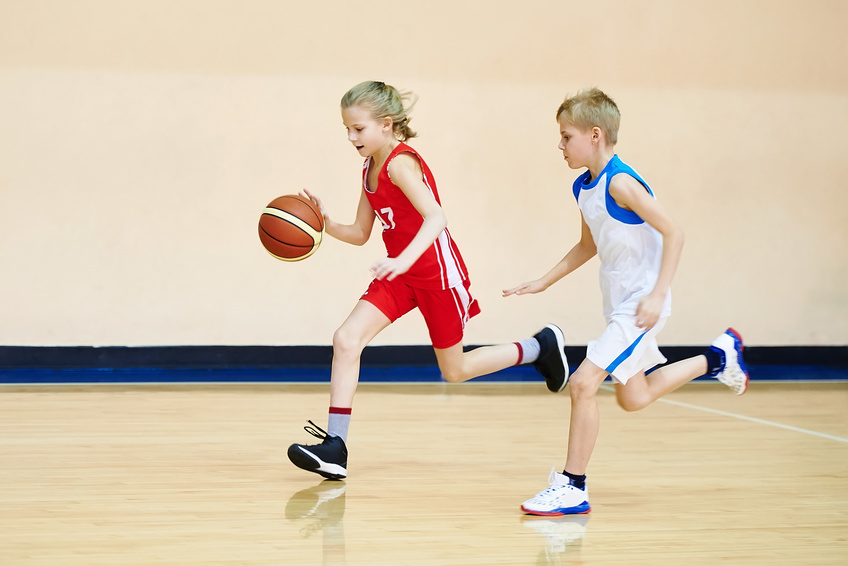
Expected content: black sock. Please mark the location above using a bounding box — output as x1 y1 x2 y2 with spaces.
703 346 725 377
563 470 586 489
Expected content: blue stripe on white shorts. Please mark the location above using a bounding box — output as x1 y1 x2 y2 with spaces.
586 316 668 384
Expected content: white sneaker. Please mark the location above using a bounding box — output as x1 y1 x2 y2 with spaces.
709 328 749 395
521 468 591 516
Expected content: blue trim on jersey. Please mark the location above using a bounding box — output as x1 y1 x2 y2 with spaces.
572 155 655 225
605 330 648 374
605 191 644 224
572 171 590 201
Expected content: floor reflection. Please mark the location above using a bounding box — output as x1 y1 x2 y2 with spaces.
522 514 590 565
286 480 347 565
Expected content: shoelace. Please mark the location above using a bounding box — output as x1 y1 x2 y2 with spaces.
535 466 571 497
304 420 330 440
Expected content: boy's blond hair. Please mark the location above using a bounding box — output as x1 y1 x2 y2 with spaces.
556 88 621 145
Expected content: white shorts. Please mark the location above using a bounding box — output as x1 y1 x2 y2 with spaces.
586 315 668 384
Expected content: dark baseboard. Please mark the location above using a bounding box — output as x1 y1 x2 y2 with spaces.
0 344 846 370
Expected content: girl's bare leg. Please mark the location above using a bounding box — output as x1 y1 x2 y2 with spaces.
329 300 392 408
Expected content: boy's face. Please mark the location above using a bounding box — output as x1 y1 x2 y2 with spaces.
557 116 596 170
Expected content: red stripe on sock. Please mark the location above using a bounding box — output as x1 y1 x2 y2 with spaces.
329 406 352 415
514 342 523 366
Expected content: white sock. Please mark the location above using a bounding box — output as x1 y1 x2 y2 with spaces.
328 407 351 442
515 337 541 364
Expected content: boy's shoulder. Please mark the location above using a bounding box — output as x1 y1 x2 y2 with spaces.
607 156 651 190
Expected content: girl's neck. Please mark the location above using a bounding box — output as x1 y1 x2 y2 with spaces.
370 138 401 169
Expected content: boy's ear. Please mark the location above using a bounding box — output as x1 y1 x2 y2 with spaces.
592 126 602 142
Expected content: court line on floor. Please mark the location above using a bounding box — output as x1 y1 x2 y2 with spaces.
599 385 848 444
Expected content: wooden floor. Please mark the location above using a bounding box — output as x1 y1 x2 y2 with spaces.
0 380 846 565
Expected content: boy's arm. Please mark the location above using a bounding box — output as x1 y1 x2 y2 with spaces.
301 188 376 246
371 153 447 281
608 174 685 329
503 213 596 296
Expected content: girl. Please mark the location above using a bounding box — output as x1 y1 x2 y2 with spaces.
287 81 568 480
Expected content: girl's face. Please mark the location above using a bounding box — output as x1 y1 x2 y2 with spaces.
341 105 394 158
557 116 597 170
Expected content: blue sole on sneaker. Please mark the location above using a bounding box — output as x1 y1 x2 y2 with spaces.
521 502 591 516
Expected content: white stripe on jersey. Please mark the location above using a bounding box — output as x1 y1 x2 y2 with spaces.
421 174 465 290
443 229 467 280
436 230 464 288
450 282 472 328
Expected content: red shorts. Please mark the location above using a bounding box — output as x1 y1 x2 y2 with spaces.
360 277 481 349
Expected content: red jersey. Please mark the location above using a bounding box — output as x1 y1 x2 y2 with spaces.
362 143 470 290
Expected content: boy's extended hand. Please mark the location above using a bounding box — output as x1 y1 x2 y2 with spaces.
502 280 547 297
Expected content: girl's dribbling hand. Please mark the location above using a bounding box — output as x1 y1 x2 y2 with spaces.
300 189 329 221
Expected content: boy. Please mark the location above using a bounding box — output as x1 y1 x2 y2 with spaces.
504 88 748 515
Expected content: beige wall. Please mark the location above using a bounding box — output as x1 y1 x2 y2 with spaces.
1 0 846 347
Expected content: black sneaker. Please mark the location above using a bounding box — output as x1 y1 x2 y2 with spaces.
533 324 569 393
287 421 348 480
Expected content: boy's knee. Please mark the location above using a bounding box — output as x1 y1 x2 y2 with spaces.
568 375 599 401
616 396 645 412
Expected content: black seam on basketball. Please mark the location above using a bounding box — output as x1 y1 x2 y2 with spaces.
259 223 313 248
275 196 323 231
260 212 316 236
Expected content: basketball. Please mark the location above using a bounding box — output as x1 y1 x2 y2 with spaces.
258 195 325 261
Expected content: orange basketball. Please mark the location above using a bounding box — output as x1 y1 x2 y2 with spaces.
258 195 325 261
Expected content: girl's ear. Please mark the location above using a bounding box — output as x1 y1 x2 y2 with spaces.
382 117 394 132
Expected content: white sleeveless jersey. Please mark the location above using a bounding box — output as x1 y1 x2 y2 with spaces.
573 155 672 320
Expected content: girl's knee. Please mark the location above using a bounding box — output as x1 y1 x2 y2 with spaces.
332 325 364 358
439 362 466 383
441 370 464 383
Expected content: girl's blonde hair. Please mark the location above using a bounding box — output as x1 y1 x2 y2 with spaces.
341 81 418 141
556 88 621 145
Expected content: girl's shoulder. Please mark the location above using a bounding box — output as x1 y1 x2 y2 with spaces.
386 143 424 171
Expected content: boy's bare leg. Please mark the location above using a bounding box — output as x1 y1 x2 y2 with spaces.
614 355 708 412
329 300 392 408
434 342 520 383
563 360 610 475
520 358 605 516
